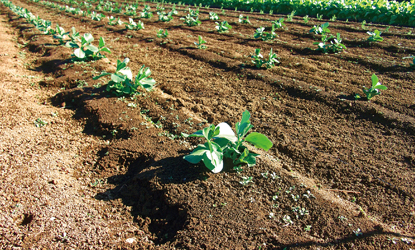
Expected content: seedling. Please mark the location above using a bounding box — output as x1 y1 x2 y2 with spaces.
286 10 295 21
182 110 273 173
209 12 219 20
157 29 168 38
194 35 207 49
125 18 144 30
367 29 383 42
314 33 346 53
158 11 173 22
215 21 232 33
309 22 330 35
139 5 153 18
238 14 251 24
254 25 277 41
68 27 80 42
91 11 105 21
303 15 309 24
52 24 69 44
108 16 123 26
272 18 285 29
181 14 201 26
93 58 156 96
65 34 110 61
362 74 387 100
251 48 280 69
34 118 47 127
239 176 253 185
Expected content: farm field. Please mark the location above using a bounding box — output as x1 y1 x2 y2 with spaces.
0 0 415 248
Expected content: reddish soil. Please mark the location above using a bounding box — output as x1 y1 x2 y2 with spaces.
1 0 414 249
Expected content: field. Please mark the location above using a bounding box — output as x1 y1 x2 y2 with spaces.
0 0 414 248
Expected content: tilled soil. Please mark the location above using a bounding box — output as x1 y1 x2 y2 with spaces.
1 0 414 249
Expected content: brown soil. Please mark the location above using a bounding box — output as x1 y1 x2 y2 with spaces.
1 0 414 249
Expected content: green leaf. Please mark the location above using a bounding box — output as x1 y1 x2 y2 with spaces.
85 45 99 53
99 37 105 47
245 132 273 151
100 47 111 53
371 74 379 87
183 144 208 164
74 48 85 58
92 72 111 80
374 85 387 90
202 143 223 173
65 41 79 48
83 33 94 43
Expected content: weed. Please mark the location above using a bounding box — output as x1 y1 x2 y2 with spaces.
34 118 47 127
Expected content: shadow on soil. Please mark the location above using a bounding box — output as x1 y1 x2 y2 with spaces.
273 228 415 249
94 151 208 244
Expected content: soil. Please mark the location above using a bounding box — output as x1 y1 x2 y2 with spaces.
0 0 414 249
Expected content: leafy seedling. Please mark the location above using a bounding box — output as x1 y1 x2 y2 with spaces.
108 16 123 26
309 22 330 35
252 48 280 69
314 33 346 53
158 11 173 22
125 18 144 30
182 110 273 173
93 58 156 96
157 29 168 38
272 18 285 29
209 12 219 20
181 14 201 26
91 11 105 21
194 35 207 49
215 21 232 33
65 34 110 61
238 14 251 24
254 25 277 41
362 74 387 100
52 24 69 44
367 29 383 42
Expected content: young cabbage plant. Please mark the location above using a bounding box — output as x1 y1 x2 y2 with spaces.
139 5 153 18
91 11 105 21
272 18 285 29
194 35 207 49
158 11 173 22
65 34 110 61
181 14 201 26
367 29 383 42
314 33 346 53
69 27 80 42
238 14 251 24
182 110 273 173
209 12 219 20
125 18 144 30
157 29 168 38
309 22 330 35
215 21 232 33
254 25 277 41
108 16 123 26
93 58 156 96
252 48 279 69
52 24 69 44
362 74 387 100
